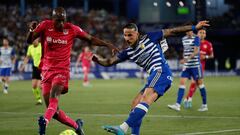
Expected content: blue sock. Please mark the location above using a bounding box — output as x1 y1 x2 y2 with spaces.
176 86 185 104
199 85 207 104
125 102 149 128
131 119 142 135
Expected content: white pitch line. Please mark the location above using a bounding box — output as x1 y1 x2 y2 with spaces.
176 129 240 135
0 111 240 120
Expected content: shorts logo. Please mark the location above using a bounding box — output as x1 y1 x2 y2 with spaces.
167 76 173 81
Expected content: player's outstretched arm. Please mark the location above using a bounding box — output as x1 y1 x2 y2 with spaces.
86 35 120 55
92 54 121 67
163 20 210 37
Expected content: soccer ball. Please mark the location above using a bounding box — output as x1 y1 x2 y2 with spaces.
59 129 77 135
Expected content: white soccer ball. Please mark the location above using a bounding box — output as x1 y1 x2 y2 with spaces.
59 129 77 135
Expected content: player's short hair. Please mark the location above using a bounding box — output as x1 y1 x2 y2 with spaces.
123 23 138 32
2 36 8 40
198 27 207 31
52 7 66 19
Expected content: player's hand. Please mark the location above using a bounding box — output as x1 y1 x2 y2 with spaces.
200 54 205 60
28 21 38 31
196 20 210 29
179 59 185 64
108 44 120 56
19 65 25 72
91 54 99 63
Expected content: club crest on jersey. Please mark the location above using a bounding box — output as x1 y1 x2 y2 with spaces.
63 29 69 35
140 43 145 49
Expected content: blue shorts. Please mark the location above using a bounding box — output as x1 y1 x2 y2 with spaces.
181 66 203 80
141 69 173 97
0 68 12 77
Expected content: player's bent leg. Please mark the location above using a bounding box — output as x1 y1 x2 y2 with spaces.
53 110 84 135
44 84 63 123
131 92 143 109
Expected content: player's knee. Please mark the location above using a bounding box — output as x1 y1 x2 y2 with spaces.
50 84 64 98
32 84 38 89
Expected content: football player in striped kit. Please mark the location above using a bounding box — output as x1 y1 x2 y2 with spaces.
168 24 208 112
92 21 209 135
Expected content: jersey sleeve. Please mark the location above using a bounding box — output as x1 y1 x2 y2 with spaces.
117 50 129 62
208 42 214 55
33 20 47 34
146 30 163 42
73 25 88 39
11 48 16 56
194 36 200 47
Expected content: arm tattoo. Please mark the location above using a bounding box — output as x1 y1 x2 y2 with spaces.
163 25 192 37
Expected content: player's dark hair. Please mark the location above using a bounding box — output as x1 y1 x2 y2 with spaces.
2 36 8 40
123 23 138 32
198 27 207 31
52 7 66 19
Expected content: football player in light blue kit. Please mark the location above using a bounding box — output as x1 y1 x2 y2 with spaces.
92 21 209 135
0 37 16 94
168 25 208 112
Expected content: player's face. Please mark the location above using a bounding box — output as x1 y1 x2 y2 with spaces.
186 31 194 36
198 29 206 40
85 47 90 52
33 39 39 47
3 39 9 46
123 28 139 46
53 17 66 30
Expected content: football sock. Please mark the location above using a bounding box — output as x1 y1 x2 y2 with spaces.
44 98 58 124
187 82 197 99
32 88 41 101
53 110 78 129
131 119 142 135
199 84 207 104
124 102 149 133
120 122 129 133
4 83 8 90
177 85 185 104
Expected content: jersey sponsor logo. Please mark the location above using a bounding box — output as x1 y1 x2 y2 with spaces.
63 29 69 35
48 29 53 31
46 36 67 45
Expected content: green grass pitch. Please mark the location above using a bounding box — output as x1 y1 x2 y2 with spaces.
0 76 240 135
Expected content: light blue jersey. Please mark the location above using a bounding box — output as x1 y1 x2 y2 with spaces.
0 47 15 68
118 31 172 97
182 35 200 68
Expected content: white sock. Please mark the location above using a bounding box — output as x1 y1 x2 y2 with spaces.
120 122 129 133
188 97 192 102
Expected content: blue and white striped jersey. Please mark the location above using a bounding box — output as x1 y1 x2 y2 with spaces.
0 47 15 68
182 35 200 68
117 31 169 74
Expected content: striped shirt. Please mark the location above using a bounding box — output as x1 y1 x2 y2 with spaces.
0 47 15 68
117 31 169 74
182 35 200 68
